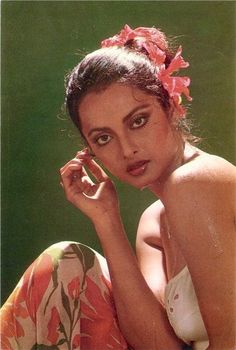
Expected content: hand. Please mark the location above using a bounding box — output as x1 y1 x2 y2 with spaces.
60 149 119 223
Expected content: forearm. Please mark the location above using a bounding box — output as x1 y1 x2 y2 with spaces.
94 214 182 350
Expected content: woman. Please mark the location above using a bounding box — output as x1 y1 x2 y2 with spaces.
1 25 235 350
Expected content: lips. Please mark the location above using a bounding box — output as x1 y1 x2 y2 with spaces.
127 160 150 176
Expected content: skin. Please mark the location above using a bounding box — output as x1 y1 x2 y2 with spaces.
60 83 236 349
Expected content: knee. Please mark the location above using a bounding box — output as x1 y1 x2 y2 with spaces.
40 241 109 285
13 242 98 317
43 241 98 272
17 241 96 298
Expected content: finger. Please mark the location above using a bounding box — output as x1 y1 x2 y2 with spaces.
61 164 93 189
60 158 83 174
61 162 95 194
79 169 95 187
60 164 83 192
73 153 108 182
85 159 109 182
76 148 93 160
60 163 82 179
67 174 96 199
79 178 96 196
60 159 93 181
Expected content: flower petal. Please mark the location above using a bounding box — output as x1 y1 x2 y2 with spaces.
47 306 61 344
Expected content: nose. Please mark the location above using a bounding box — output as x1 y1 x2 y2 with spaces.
119 137 138 159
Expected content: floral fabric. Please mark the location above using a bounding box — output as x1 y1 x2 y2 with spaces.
0 241 128 350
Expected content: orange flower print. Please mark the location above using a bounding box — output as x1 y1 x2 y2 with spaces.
0 293 26 350
0 244 128 350
68 276 80 300
17 252 54 323
1 308 24 338
0 334 13 350
80 276 127 349
13 302 29 319
72 334 80 349
47 306 61 344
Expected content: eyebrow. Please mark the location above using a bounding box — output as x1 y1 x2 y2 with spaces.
87 103 150 137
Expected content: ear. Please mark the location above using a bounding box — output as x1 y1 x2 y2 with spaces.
168 99 179 118
168 100 185 128
166 102 182 134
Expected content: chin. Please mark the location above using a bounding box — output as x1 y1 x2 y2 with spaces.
122 175 157 190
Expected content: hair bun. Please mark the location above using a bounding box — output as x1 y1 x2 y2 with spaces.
101 24 168 51
101 24 192 117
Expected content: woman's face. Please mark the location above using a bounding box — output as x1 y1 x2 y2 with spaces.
79 83 182 189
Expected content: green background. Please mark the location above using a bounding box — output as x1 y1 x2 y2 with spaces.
1 1 235 303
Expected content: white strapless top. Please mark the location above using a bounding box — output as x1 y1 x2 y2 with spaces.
165 266 209 350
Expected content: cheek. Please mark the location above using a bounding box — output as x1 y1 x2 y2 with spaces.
143 128 164 147
92 141 121 170
95 153 121 174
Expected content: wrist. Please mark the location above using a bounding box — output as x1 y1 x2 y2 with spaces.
93 212 126 242
93 210 122 230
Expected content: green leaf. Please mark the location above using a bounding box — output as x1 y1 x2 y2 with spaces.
74 298 79 310
43 264 59 315
71 243 95 274
43 247 65 314
31 344 60 350
61 283 72 322
57 338 67 346
80 244 96 273
70 244 84 266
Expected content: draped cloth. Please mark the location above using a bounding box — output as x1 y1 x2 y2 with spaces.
0 241 128 350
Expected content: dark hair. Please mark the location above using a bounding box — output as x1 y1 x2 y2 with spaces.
65 36 199 144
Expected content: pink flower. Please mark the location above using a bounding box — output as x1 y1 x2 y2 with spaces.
101 24 133 47
101 24 167 51
101 25 192 117
142 41 166 66
158 46 192 116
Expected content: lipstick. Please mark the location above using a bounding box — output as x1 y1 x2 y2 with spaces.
127 160 150 176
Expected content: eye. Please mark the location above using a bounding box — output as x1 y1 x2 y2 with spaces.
95 134 112 146
131 115 148 129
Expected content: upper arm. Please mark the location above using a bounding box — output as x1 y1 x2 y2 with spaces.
165 165 236 347
136 200 167 306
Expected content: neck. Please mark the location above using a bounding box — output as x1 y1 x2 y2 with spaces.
147 142 200 199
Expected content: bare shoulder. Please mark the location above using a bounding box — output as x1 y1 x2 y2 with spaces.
137 200 165 246
164 153 236 211
163 152 236 255
164 153 236 346
172 152 235 183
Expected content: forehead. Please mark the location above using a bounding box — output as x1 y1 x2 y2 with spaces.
78 83 157 130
